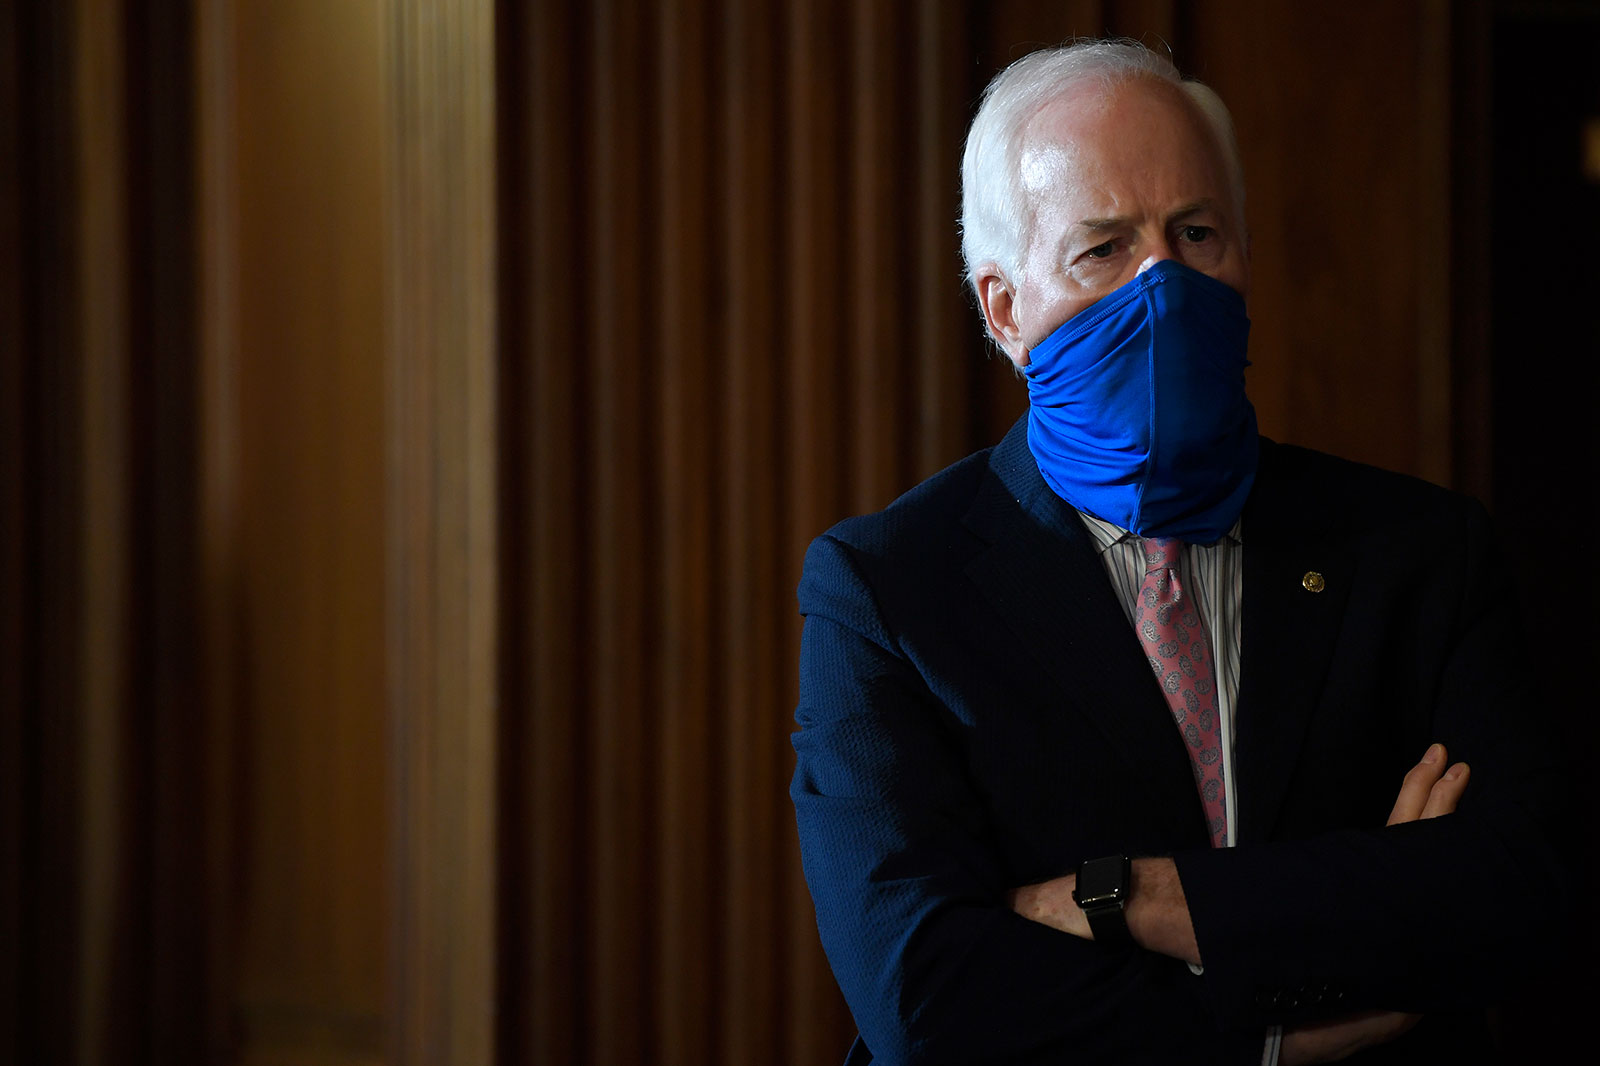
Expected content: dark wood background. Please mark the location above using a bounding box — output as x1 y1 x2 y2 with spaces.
5 1 1596 1064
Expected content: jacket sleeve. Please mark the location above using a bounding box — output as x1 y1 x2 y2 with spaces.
1172 497 1576 1031
791 533 1265 1065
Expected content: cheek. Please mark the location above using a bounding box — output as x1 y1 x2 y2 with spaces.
1220 255 1250 302
1016 286 1086 347
1188 249 1249 302
1015 266 1089 340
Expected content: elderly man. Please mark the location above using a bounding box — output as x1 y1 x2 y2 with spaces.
790 40 1569 1066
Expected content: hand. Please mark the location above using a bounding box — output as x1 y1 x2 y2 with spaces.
1279 1010 1421 1065
1386 742 1469 825
1283 744 1467 1062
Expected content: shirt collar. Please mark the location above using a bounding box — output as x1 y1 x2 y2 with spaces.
1074 510 1244 554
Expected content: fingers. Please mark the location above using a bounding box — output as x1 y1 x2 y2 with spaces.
1386 743 1446 826
1387 744 1470 825
1420 762 1469 820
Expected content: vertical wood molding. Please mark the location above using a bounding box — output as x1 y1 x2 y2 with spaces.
71 1 131 1060
384 0 499 1062
654 2 716 1064
783 2 856 1059
1109 0 1178 45
913 0 977 477
584 4 656 1064
0 0 25 1052
1447 0 1493 503
3 4 88 1063
501 3 586 1064
223 1 391 1058
8 0 210 1058
717 5 786 1061
1415 0 1453 487
849 0 903 511
194 0 241 1058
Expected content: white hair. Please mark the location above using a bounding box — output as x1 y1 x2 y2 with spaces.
959 39 1246 291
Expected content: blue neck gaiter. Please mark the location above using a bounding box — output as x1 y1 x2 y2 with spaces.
1024 259 1258 545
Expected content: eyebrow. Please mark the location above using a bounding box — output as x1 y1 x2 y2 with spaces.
1072 200 1218 233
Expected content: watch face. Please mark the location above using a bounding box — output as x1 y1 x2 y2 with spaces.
1075 855 1129 908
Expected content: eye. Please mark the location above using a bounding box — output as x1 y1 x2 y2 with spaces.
1180 225 1214 243
1084 240 1116 259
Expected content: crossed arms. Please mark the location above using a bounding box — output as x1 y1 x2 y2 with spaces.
1008 747 1470 1063
792 494 1572 1065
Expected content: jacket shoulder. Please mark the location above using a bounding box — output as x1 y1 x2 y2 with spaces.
816 445 996 560
1258 440 1487 533
797 445 1002 635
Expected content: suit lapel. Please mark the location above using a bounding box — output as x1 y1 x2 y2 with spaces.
963 421 1206 842
1232 441 1356 844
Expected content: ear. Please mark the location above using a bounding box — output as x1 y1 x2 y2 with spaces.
974 266 1030 368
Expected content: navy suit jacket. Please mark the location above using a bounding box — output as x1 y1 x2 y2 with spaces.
792 418 1570 1065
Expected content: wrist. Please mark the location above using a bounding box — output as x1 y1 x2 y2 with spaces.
1072 854 1133 946
1125 857 1201 964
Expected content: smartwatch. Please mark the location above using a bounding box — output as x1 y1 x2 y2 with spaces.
1072 854 1133 946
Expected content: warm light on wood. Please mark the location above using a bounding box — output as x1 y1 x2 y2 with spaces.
1584 117 1600 183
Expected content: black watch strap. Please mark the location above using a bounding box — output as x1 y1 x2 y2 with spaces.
1073 854 1133 946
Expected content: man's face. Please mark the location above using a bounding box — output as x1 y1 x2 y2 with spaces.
978 77 1250 368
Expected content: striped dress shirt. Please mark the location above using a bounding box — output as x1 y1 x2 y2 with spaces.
1074 511 1282 1064
1074 510 1245 846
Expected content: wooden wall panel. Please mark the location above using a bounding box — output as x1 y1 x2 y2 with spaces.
195 0 245 1054
717 2 787 1062
127 0 213 1052
913 0 990 476
1188 0 1447 480
224 1 388 1062
0 0 22 1053
7 1 1495 1064
71 2 134 1060
383 0 500 1062
495 2 1011 1063
1414 0 1454 488
9 1 87 1046
1449 2 1494 504
781 4 861 1059
849 0 907 510
587 3 657 1063
654 2 717 1064
1108 0 1178 45
499 3 586 1065
6 2 215 1062
985 0 1106 66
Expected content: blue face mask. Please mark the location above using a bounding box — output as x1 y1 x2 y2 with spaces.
1023 259 1258 545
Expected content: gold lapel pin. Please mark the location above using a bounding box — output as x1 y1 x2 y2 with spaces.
1302 571 1326 593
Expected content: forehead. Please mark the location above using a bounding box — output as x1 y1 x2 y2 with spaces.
1017 76 1231 218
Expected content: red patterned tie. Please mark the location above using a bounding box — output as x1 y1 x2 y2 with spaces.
1136 537 1227 848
